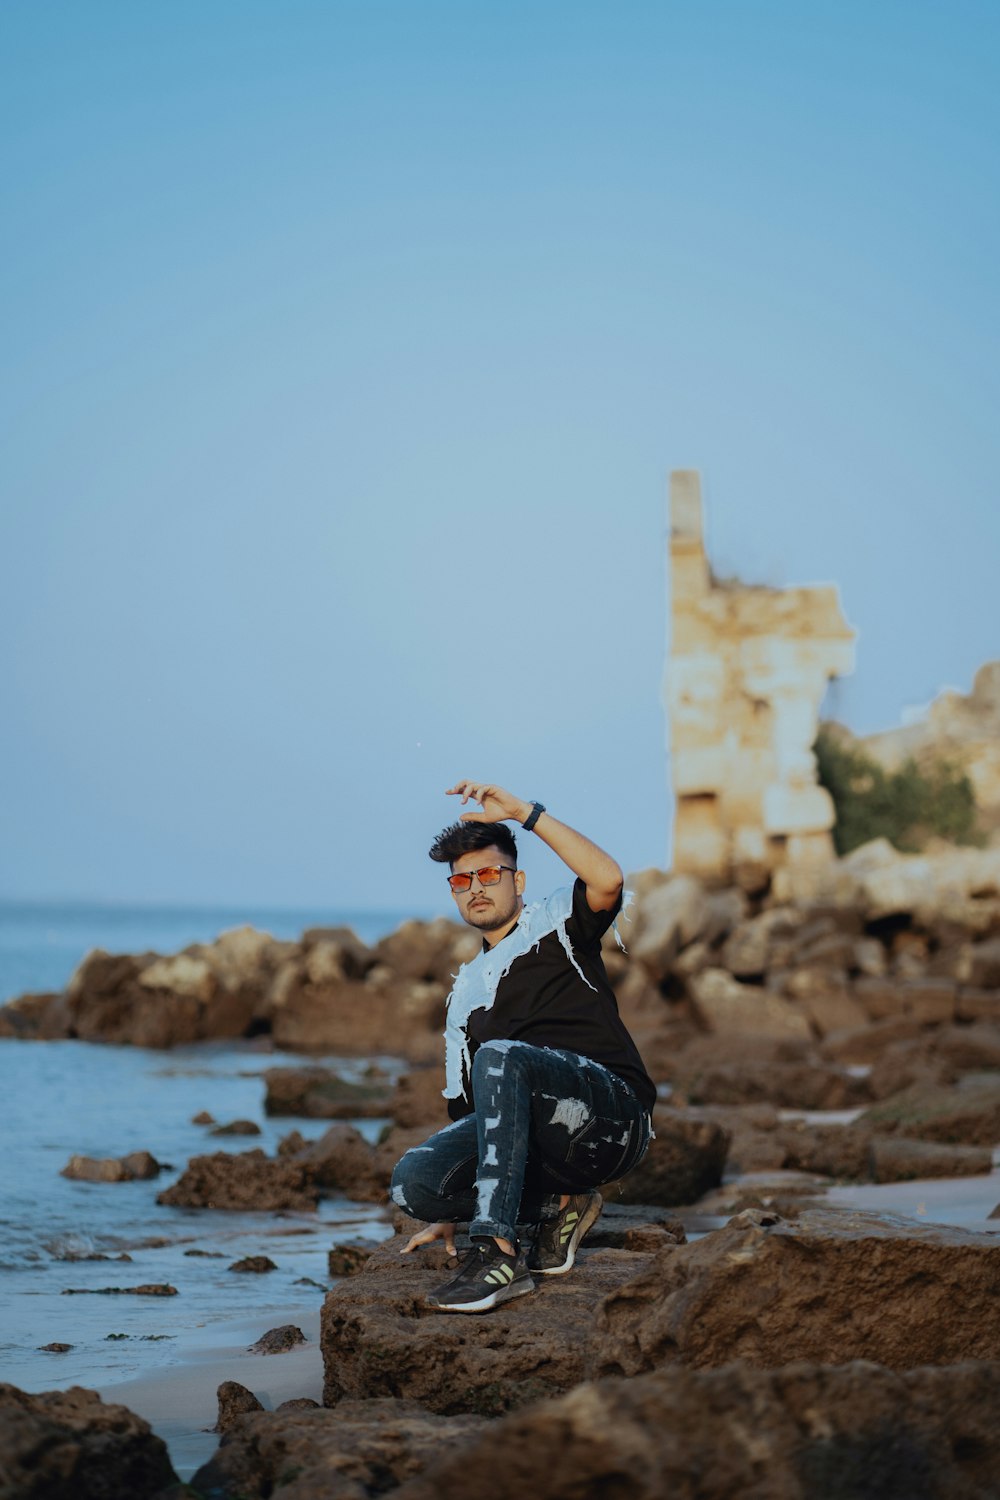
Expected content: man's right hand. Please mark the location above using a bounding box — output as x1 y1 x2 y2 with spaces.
400 1221 457 1256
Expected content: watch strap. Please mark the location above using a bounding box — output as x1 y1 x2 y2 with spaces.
522 800 545 832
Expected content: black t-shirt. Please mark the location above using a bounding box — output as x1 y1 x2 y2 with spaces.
447 878 656 1120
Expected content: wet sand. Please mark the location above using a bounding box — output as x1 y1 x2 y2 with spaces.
98 1304 325 1480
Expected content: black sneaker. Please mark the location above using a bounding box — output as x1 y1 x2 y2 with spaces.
528 1191 603 1275
425 1240 535 1313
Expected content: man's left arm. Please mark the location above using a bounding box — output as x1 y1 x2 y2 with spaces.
446 780 623 912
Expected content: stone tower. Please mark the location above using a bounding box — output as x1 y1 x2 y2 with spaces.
666 470 856 887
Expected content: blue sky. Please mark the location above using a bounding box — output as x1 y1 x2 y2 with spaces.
2 1 997 915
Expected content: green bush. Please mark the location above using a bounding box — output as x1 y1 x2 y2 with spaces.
814 727 978 855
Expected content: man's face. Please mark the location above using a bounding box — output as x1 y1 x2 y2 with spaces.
450 845 525 935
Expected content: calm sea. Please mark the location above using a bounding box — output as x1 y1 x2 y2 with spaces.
0 898 417 1004
0 899 418 1441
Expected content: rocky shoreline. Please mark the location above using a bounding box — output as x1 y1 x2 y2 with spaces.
3 836 1000 1497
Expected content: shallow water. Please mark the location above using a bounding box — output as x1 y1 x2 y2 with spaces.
0 1038 397 1400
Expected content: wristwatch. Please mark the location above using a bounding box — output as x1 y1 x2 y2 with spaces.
522 801 545 832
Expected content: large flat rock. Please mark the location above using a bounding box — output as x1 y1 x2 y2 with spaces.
394 1360 1000 1500
594 1206 1000 1376
321 1238 659 1416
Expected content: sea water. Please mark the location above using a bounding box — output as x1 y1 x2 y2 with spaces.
0 900 414 1400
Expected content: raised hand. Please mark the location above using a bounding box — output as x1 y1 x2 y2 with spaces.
445 781 530 825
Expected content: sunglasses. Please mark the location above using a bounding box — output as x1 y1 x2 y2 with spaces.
446 864 516 894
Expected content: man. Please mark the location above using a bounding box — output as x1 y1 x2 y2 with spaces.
390 780 655 1313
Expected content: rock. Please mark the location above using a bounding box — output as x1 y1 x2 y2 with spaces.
137 952 216 1002
61 1284 178 1296
614 1108 729 1206
37 1343 73 1352
0 1382 179 1498
867 1136 993 1182
0 990 70 1039
957 936 1000 989
60 1151 162 1182
585 1202 687 1250
594 1206 1000 1375
192 1397 485 1499
820 1015 923 1066
321 1237 661 1414
209 1119 262 1136
859 1076 1000 1146
389 1069 451 1129
328 1241 377 1277
192 1110 216 1125
215 1380 264 1432
229 1256 278 1273
865 1024 1000 1100
630 877 710 977
301 925 373 975
263 1066 393 1119
276 1397 321 1412
156 1150 318 1212
269 968 446 1063
688 969 812 1040
676 1055 869 1111
779 971 868 1036
293 1123 386 1202
375 918 480 985
721 908 805 977
957 986 1000 1022
394 1361 1000 1500
249 1325 306 1355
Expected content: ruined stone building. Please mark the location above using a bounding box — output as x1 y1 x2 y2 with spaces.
666 470 856 887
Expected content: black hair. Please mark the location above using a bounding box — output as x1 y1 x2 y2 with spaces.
428 819 519 870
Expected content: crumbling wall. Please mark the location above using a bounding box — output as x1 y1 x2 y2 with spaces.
666 470 855 887
851 662 1000 839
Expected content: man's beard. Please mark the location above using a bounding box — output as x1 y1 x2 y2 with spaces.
462 892 519 933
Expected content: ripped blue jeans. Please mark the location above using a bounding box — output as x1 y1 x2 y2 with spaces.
390 1040 652 1248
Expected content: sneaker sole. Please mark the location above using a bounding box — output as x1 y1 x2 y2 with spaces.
535 1194 604 1276
425 1277 536 1314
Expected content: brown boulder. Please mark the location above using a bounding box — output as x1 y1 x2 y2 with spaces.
0 1382 178 1498
60 1151 162 1182
677 1056 869 1110
214 1380 264 1432
192 1397 485 1500
269 968 445 1062
859 1076 1000 1146
320 1237 660 1415
395 1361 1000 1500
688 969 811 1041
249 1325 306 1355
389 1069 451 1130
294 1124 386 1203
229 1256 278 1274
867 1135 993 1182
0 991 70 1039
956 935 1000 989
328 1241 377 1277
263 1066 394 1119
594 1206 1000 1376
374 918 479 985
614 1108 729 1206
156 1150 318 1212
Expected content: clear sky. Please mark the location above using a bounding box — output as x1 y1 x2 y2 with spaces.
2 1 997 917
